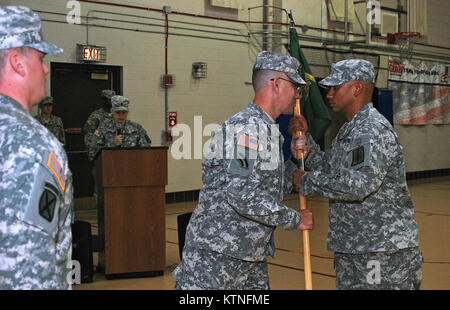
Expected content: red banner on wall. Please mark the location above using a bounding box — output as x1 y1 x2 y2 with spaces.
388 58 450 125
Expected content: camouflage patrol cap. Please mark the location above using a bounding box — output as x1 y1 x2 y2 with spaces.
319 59 375 87
39 96 53 107
101 89 116 99
0 6 63 54
111 95 129 112
253 51 306 85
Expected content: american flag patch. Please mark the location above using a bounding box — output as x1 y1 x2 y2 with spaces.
47 152 66 191
237 134 259 150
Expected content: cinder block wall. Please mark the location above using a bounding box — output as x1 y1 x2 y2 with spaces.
6 0 449 194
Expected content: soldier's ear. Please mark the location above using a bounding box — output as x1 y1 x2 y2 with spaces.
9 50 26 77
352 81 364 97
270 77 281 95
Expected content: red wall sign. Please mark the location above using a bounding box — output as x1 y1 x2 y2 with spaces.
83 47 101 61
168 111 177 128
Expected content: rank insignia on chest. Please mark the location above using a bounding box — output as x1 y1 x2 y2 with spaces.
47 152 66 191
237 134 259 151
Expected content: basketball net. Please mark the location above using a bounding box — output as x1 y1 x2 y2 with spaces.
395 32 421 61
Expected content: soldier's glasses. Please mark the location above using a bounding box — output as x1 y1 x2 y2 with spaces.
271 77 302 93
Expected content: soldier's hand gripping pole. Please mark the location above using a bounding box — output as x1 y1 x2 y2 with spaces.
294 98 313 290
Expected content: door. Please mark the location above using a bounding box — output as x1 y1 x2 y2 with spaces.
51 62 122 198
377 89 394 126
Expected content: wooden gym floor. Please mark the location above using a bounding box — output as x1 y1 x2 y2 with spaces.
73 176 450 290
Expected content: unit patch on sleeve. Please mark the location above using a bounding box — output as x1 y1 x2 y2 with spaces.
228 133 258 177
39 188 57 222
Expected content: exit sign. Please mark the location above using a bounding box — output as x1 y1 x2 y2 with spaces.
83 47 100 61
77 44 107 63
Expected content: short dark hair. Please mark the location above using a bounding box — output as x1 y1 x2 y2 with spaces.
252 69 280 92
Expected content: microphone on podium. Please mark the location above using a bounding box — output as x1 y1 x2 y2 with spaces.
116 123 123 136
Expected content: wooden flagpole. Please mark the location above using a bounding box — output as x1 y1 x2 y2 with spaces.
294 98 313 290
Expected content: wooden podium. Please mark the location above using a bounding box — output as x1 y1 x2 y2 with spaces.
94 147 168 279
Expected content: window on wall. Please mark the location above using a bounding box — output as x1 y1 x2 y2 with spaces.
326 1 425 39
370 0 408 37
408 0 427 35
210 0 245 10
367 0 426 37
326 0 357 23
204 0 240 19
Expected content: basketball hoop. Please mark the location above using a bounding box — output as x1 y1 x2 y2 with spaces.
387 32 421 61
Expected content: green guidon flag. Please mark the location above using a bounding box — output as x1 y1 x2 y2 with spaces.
289 26 331 142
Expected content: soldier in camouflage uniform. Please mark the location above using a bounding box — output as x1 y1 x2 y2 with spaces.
88 95 151 161
35 96 66 145
173 51 314 290
0 6 74 289
290 59 423 289
83 89 115 154
84 90 115 200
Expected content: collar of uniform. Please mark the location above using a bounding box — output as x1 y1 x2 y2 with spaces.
112 119 128 128
0 94 29 114
248 101 283 145
38 114 51 123
337 102 373 140
248 101 275 124
109 118 122 124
